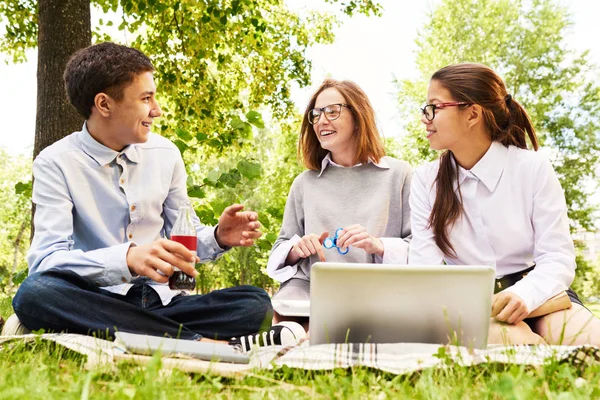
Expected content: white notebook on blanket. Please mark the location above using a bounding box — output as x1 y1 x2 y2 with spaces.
309 262 495 349
115 331 250 364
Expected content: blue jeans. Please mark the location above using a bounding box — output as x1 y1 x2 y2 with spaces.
12 269 273 340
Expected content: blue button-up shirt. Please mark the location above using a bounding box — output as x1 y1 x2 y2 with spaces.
27 123 226 305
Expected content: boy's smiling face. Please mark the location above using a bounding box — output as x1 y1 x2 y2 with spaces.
95 71 162 151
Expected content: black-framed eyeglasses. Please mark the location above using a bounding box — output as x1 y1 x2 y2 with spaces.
308 103 350 125
421 101 472 121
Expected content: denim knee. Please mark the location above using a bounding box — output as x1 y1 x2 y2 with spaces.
238 285 273 315
13 271 46 312
13 269 75 313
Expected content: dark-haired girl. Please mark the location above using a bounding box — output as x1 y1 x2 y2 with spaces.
409 63 600 345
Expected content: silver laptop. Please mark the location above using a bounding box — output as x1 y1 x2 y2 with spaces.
309 262 495 349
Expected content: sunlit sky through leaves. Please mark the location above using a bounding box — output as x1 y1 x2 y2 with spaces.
0 0 598 159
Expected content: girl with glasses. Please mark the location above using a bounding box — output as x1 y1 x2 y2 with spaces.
266 79 413 330
410 63 600 345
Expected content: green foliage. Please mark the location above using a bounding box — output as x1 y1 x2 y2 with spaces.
191 116 303 292
126 2 334 150
1 0 383 290
0 0 37 63
383 136 402 159
325 0 383 17
103 0 378 290
0 294 13 320
572 252 600 300
396 0 600 232
0 150 31 294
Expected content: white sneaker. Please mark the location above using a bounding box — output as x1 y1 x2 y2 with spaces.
228 321 307 352
1 314 31 336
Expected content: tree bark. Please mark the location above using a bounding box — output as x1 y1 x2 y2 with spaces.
34 0 91 160
32 0 91 237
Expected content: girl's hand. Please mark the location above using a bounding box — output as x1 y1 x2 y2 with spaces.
285 231 329 265
336 224 384 257
492 291 529 324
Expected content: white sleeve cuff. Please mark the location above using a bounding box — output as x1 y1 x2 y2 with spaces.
504 277 567 313
102 242 135 286
267 235 301 282
377 237 409 264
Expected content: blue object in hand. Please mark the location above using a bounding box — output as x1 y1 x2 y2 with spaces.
323 228 349 255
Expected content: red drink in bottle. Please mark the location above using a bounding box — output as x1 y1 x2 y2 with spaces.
170 235 197 252
168 204 197 290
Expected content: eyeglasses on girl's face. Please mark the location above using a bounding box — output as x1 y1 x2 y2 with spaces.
421 101 472 121
308 103 350 125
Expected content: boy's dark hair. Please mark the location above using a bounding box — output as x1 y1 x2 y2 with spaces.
63 42 154 118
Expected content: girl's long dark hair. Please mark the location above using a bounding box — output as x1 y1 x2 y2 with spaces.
429 63 539 257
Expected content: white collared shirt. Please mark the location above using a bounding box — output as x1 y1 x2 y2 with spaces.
317 153 388 176
27 123 226 305
409 141 576 312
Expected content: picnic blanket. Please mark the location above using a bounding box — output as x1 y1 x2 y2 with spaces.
1 333 599 378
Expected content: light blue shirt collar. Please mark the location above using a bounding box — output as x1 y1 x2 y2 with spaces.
79 122 140 166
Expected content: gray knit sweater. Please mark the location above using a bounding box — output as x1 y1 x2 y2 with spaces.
267 156 412 282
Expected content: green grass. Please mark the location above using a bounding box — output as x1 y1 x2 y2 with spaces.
0 340 599 399
1 295 600 399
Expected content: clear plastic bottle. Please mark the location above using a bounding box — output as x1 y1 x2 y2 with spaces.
168 203 197 290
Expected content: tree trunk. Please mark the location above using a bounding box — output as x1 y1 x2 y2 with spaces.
34 0 91 160
32 0 91 237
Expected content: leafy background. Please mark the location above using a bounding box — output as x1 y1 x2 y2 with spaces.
0 0 599 300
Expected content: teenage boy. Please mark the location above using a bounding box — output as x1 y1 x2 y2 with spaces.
7 42 304 349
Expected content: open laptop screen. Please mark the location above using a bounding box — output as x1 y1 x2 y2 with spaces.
309 262 495 349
